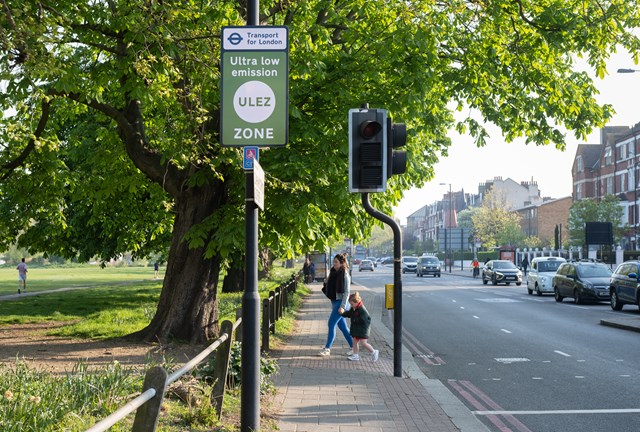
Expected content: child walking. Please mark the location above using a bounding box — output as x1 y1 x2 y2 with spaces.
339 292 379 362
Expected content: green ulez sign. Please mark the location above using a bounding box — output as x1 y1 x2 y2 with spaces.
221 26 289 147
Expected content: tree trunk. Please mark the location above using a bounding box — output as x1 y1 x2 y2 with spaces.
258 247 272 279
130 185 225 344
222 266 244 293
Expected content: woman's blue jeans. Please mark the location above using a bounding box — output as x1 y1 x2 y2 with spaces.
324 300 353 349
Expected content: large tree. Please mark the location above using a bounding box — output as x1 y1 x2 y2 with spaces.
472 190 524 248
1 1 639 342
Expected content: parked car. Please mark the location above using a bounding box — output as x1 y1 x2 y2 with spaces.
608 260 640 311
526 256 566 296
482 260 522 286
553 261 612 304
366 257 378 267
358 259 374 272
401 256 418 273
381 256 394 265
416 256 441 277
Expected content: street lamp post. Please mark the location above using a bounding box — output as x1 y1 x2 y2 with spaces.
440 183 452 273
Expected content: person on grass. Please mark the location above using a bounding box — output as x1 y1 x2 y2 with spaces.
339 291 379 362
16 258 27 294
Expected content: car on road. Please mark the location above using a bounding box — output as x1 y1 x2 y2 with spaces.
416 256 441 277
482 260 522 286
358 259 374 272
401 256 418 273
366 257 378 267
608 260 640 311
526 256 566 296
553 261 612 304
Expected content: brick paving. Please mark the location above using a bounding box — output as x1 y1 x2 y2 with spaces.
271 282 489 432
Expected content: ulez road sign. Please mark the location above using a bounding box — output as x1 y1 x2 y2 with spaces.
221 26 289 147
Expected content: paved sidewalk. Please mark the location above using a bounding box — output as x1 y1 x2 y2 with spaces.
272 283 489 432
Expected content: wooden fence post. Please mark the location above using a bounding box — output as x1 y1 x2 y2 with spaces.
262 297 270 351
269 290 276 334
132 366 168 432
211 320 234 420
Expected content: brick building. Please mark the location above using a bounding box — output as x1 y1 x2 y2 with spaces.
517 197 572 247
572 123 640 249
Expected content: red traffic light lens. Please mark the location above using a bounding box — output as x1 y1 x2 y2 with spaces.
359 121 382 139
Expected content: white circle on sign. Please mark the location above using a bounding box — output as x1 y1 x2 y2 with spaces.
233 81 276 124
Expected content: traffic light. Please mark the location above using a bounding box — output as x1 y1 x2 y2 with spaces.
348 108 388 192
387 116 407 178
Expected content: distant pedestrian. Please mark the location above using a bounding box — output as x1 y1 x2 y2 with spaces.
319 253 354 357
303 257 311 283
154 262 159 279
521 256 529 276
339 292 378 362
16 258 27 294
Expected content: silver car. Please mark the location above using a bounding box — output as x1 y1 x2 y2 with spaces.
359 260 374 272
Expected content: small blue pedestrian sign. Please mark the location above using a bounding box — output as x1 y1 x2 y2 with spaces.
244 146 259 170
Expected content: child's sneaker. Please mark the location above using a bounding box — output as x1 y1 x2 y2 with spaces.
371 350 379 362
319 348 331 356
347 354 360 361
346 349 354 356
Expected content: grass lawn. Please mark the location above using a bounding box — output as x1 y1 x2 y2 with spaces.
0 264 307 430
0 264 162 296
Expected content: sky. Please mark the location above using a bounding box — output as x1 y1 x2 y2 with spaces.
393 50 640 225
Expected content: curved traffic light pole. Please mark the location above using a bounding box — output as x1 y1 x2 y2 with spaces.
361 193 403 377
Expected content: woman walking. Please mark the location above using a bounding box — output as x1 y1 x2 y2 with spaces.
319 253 354 356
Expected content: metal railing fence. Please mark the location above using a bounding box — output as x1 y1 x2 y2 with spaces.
85 271 301 432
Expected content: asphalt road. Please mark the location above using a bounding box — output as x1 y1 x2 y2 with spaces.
353 265 640 432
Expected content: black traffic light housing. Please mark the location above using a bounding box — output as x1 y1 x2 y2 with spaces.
387 116 407 178
348 108 388 192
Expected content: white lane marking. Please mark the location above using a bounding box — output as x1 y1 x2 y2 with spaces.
501 329 512 334
542 360 551 363
495 358 530 363
621 375 631 377
575 376 585 379
473 315 480 319
554 350 571 357
460 306 465 310
474 408 640 415
577 359 586 362
532 377 543 380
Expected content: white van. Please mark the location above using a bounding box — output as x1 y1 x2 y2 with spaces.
526 256 566 296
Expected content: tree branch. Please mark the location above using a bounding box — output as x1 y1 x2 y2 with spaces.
0 100 50 181
49 89 184 197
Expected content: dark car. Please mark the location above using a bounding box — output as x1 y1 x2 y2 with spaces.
608 260 640 311
553 261 612 304
482 260 522 286
416 256 441 277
